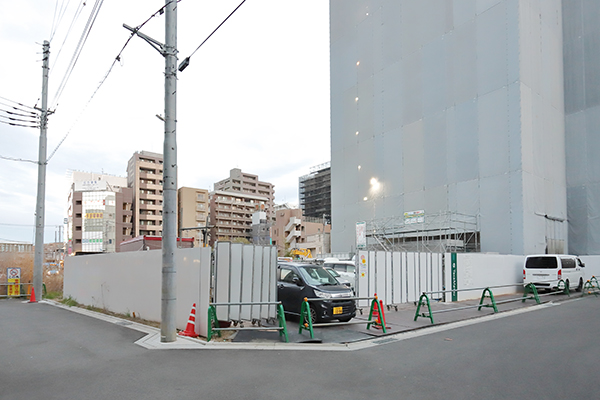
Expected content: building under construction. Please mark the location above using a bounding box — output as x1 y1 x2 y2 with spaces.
299 162 331 224
329 1 599 255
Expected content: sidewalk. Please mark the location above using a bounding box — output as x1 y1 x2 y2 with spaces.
232 291 577 344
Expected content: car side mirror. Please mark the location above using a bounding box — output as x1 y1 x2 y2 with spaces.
292 276 302 286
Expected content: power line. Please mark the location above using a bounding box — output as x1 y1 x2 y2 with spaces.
0 113 39 125
46 2 178 163
0 96 37 112
0 106 38 119
178 0 247 72
51 0 87 71
51 0 104 108
0 155 39 163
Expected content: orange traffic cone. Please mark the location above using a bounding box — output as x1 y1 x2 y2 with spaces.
28 287 37 303
178 303 198 337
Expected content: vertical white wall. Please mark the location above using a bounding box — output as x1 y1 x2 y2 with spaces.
63 247 209 335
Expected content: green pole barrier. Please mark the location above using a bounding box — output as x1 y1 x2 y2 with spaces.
276 304 289 343
207 305 220 342
298 298 314 339
591 276 599 289
523 283 540 304
43 283 47 295
583 280 597 297
366 296 387 332
478 287 498 313
558 279 570 297
414 293 434 324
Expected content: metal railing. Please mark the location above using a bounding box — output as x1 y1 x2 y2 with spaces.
207 301 289 342
414 281 578 324
298 295 387 339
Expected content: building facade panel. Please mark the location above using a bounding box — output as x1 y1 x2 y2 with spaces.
330 0 566 255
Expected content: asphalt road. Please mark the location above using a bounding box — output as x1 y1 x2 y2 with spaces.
1 296 599 400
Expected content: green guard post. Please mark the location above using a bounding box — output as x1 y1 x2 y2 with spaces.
583 280 598 297
591 276 599 289
557 279 570 297
478 287 498 312
366 296 387 333
276 303 289 343
522 283 540 304
207 305 220 342
298 298 314 339
414 293 434 324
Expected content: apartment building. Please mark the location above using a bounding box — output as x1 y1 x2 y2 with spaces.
67 171 133 254
209 190 269 245
214 168 275 222
271 206 330 256
127 151 163 238
177 187 210 247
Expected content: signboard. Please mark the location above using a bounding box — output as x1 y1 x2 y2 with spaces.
451 253 457 302
7 267 20 296
404 210 425 225
356 221 367 249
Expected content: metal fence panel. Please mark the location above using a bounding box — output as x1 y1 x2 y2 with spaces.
215 242 230 321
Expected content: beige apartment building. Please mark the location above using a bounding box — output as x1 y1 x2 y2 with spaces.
127 151 163 238
209 190 268 245
214 168 275 222
177 187 210 247
271 206 331 256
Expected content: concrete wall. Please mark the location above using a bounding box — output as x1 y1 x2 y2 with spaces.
449 253 525 301
64 247 211 336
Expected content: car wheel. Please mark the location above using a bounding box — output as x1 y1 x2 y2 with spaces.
308 305 320 325
338 316 352 323
576 278 583 292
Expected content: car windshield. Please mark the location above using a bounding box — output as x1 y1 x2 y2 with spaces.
299 266 338 286
326 268 340 277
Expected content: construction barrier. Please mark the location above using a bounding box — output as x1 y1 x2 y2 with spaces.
583 276 600 297
298 295 387 339
414 281 574 324
207 301 289 343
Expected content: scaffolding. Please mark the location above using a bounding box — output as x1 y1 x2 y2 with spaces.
364 211 480 253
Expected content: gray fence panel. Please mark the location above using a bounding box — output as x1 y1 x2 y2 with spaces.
251 246 263 318
215 242 231 321
229 243 243 321
240 244 255 320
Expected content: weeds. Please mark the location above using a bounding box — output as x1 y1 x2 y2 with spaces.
61 296 78 307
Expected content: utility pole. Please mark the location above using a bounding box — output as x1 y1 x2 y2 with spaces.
161 0 178 343
125 1 178 342
33 40 50 302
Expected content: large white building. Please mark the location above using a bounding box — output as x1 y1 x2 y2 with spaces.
330 1 599 255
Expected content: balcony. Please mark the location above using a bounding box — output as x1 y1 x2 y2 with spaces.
286 229 301 243
285 217 301 233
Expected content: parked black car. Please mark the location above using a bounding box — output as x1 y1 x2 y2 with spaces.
277 262 356 324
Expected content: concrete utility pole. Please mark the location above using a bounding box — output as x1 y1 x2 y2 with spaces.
125 1 178 342
161 0 178 343
33 40 50 302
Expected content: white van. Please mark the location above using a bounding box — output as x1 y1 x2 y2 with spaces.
523 254 585 292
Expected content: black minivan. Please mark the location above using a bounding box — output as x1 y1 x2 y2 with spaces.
277 262 356 324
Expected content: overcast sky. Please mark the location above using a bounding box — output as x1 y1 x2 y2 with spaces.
0 0 331 244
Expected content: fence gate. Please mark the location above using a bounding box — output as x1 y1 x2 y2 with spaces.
213 242 278 324
356 251 444 308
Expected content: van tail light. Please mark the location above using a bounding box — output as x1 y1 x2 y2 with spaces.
523 269 526 281
558 269 562 280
